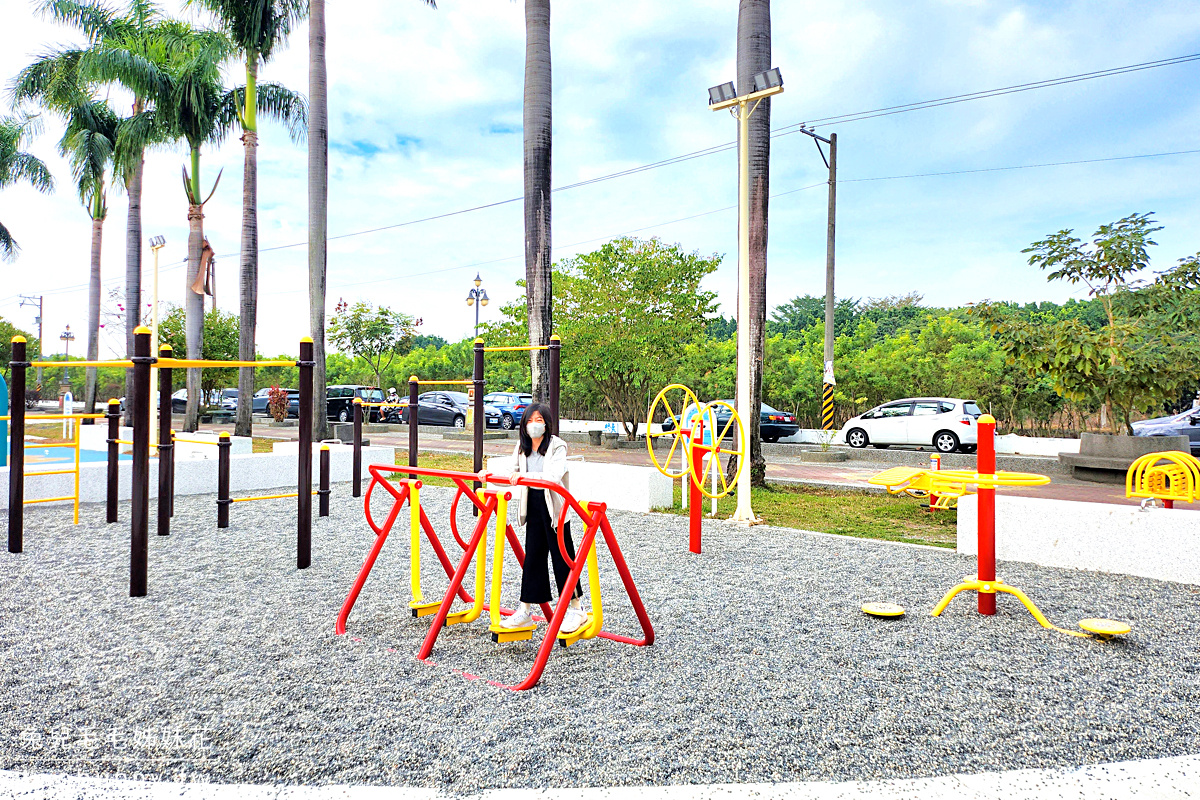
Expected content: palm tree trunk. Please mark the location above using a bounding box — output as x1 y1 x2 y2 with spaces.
737 0 771 487
84 212 104 415
236 57 260 438
524 0 553 401
309 0 330 440
185 146 205 434
123 99 145 427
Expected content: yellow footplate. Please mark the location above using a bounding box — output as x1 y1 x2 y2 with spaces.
557 613 596 648
409 600 440 618
1079 618 1131 640
490 623 535 643
444 608 476 626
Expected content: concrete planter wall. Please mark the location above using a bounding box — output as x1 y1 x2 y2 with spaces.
485 455 671 514
957 494 1200 585
1059 433 1190 483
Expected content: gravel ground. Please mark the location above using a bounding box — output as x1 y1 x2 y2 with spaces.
1 486 1198 793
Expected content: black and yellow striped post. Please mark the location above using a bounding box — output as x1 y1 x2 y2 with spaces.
821 383 835 431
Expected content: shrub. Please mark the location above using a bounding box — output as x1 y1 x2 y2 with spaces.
267 386 289 422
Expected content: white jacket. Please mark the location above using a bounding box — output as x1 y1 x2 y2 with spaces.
510 435 570 527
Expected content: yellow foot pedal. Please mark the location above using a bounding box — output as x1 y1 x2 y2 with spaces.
490 624 535 643
409 601 441 618
1079 618 1131 640
862 602 906 618
557 613 596 648
444 609 476 626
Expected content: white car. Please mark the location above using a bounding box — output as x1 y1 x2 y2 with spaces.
840 397 981 454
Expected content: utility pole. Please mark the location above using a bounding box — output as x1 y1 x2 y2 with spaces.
797 126 837 430
18 295 44 393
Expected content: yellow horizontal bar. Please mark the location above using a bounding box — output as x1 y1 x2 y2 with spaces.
25 495 76 504
11 413 106 421
28 360 135 368
24 442 77 449
25 469 77 477
413 380 473 385
358 402 409 407
483 345 550 352
230 490 317 503
157 358 295 368
114 439 135 445
173 437 222 445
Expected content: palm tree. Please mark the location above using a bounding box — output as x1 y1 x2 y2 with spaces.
13 0 188 424
306 0 432 441
59 99 121 414
524 0 552 401
186 0 306 437
309 0 329 440
737 0 771 487
0 114 55 260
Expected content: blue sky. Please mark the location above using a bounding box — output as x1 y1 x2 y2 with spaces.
2 0 1198 357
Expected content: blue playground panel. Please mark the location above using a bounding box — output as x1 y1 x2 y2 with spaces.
14 446 131 465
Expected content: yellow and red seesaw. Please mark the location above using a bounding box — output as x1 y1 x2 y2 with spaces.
866 414 1131 640
336 463 654 690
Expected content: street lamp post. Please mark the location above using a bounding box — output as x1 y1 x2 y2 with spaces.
59 324 75 396
149 236 166 446
465 273 489 339
709 68 784 525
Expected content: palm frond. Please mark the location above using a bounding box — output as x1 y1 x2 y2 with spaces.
9 152 56 193
0 114 55 193
249 81 307 143
185 0 307 61
37 0 119 44
77 47 171 104
8 49 89 109
0 219 19 261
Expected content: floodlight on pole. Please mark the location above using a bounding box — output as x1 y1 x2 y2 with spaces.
708 67 784 525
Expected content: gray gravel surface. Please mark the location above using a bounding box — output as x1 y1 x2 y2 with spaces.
1 486 1198 793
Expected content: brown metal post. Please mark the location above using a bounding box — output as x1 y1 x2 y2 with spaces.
408 376 419 480
352 397 362 498
297 338 314 569
130 326 152 597
473 339 485 507
157 345 173 535
217 432 231 528
548 334 561 435
8 337 28 553
319 444 331 517
106 398 120 524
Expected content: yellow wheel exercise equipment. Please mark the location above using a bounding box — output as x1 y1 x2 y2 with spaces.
687 400 746 501
645 384 702 479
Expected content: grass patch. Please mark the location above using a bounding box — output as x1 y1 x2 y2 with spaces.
657 482 957 548
24 422 72 444
391 451 476 488
251 438 277 454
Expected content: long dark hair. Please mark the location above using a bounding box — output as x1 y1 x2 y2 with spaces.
518 402 555 457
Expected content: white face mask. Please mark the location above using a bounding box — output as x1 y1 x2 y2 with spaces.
526 421 546 439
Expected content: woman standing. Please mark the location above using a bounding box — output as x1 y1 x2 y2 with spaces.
501 403 587 633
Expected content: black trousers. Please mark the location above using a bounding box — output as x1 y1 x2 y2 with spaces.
520 488 583 605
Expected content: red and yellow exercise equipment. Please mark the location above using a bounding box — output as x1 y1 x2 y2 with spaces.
1126 450 1200 509
645 384 746 553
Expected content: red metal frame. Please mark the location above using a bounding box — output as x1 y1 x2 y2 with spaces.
339 464 653 691
976 418 997 615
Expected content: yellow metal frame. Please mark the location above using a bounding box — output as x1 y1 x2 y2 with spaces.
411 379 473 386
230 491 317 503
29 360 134 368
558 502 605 648
1126 451 1200 505
155 358 296 368
868 466 1051 507
445 488 490 627
3 412 99 524
483 345 549 353
931 576 1091 638
406 480 440 617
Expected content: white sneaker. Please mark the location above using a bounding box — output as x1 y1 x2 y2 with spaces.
559 608 587 634
501 604 534 629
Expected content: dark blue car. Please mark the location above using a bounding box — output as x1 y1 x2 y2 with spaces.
484 392 534 430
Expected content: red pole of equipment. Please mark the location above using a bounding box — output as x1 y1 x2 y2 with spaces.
929 453 941 512
976 414 997 615
689 426 704 555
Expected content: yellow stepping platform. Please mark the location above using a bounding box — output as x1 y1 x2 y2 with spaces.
1079 618 1131 640
557 613 596 648
490 623 536 644
409 600 441 618
862 602 905 618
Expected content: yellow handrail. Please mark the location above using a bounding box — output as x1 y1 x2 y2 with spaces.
24 442 78 449
483 345 550 352
28 360 134 368
1 413 106 421
230 490 317 503
412 379 473 385
156 358 297 368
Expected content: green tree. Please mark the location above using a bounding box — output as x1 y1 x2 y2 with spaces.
0 115 54 260
158 304 238 399
975 214 1200 434
498 237 720 438
328 299 418 389
185 0 309 437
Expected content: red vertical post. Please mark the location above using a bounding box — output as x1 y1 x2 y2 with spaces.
929 453 941 512
689 426 704 555
976 413 997 615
